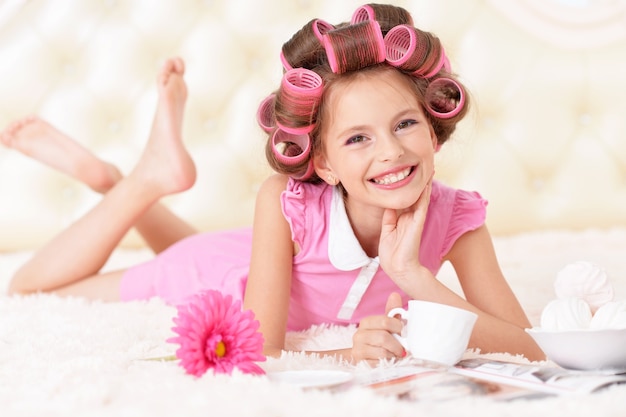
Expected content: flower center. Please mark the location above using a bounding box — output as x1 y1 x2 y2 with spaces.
215 340 226 358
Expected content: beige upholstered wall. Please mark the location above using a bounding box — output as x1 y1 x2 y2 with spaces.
0 0 625 251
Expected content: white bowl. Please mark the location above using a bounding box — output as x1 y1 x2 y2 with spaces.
526 327 626 372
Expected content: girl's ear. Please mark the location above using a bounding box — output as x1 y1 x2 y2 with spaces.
314 155 339 186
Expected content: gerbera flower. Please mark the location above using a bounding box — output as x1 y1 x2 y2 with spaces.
168 290 266 376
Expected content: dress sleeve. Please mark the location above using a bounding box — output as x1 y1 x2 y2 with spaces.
440 189 488 257
280 178 307 248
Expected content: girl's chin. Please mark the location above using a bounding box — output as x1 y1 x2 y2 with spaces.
380 193 423 211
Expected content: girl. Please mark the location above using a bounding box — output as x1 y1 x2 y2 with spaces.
1 4 545 363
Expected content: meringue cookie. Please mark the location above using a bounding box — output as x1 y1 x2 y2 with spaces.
590 300 626 330
540 298 592 330
554 261 614 313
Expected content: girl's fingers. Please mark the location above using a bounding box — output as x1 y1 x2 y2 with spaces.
352 328 405 362
381 207 398 234
357 314 403 334
385 292 403 315
352 313 406 362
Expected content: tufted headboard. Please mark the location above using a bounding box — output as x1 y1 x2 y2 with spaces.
1 0 625 251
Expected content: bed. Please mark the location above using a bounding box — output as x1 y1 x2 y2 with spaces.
1 0 625 415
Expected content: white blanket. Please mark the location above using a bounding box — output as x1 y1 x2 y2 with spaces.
1 228 625 416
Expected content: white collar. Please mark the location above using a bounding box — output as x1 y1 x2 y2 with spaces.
328 186 378 271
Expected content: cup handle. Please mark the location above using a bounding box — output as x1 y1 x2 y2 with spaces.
387 307 409 351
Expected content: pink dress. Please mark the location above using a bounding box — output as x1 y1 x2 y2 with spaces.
120 179 487 331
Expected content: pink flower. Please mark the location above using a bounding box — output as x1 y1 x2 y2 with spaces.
168 290 266 376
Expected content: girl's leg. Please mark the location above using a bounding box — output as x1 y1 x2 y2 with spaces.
7 57 196 298
0 119 197 254
52 270 126 301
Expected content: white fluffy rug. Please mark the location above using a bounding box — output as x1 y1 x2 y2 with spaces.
1 228 626 416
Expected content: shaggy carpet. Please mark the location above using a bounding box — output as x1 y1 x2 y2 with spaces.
1 228 625 416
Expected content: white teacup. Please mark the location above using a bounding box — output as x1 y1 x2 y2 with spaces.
387 300 478 366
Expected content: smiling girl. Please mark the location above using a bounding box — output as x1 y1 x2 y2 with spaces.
2 3 544 363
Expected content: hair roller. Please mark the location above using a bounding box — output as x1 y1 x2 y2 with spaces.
281 19 334 71
351 4 376 23
443 54 451 72
312 19 334 41
275 68 323 134
256 94 276 133
280 51 293 71
384 25 426 70
384 25 445 77
352 4 414 32
272 129 311 166
424 77 466 119
292 159 316 180
322 20 386 74
423 48 448 78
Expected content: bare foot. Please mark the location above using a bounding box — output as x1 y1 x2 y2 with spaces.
129 57 196 196
0 116 122 193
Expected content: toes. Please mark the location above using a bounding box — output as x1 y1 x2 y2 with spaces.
159 57 185 85
158 60 174 85
173 57 185 74
0 115 41 146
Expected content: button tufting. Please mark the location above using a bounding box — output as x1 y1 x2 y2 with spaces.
579 113 591 126
108 121 121 133
62 187 76 201
0 0 626 251
532 178 545 192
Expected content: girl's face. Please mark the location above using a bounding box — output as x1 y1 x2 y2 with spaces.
315 68 437 211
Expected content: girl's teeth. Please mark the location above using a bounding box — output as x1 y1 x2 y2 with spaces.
373 168 411 185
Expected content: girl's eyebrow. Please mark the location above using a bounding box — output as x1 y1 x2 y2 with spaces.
336 108 420 137
395 108 421 119
335 125 369 139
331 106 422 140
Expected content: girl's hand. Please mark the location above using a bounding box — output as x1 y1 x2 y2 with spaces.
351 293 405 365
378 175 433 292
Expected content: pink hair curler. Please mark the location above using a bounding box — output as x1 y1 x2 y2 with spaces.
272 128 311 166
323 20 386 74
351 4 376 23
443 54 451 72
256 94 276 133
282 68 324 100
384 24 419 68
275 68 323 134
312 19 334 42
424 77 465 119
280 50 293 71
384 24 447 77
423 48 448 78
291 159 316 180
352 4 415 27
276 120 315 135
281 19 333 71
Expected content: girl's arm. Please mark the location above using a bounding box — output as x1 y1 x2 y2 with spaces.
242 174 373 362
443 225 545 360
382 225 545 361
243 174 294 358
355 181 545 363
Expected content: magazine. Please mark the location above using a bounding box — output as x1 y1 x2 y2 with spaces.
350 358 626 402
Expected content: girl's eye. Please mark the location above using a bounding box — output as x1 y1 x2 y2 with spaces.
346 135 366 145
396 120 417 130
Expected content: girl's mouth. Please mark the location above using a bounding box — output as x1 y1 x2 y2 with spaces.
370 167 414 185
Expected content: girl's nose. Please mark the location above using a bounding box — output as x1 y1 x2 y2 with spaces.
376 133 404 162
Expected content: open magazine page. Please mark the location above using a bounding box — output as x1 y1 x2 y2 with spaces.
351 364 553 402
452 358 626 396
346 358 626 402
